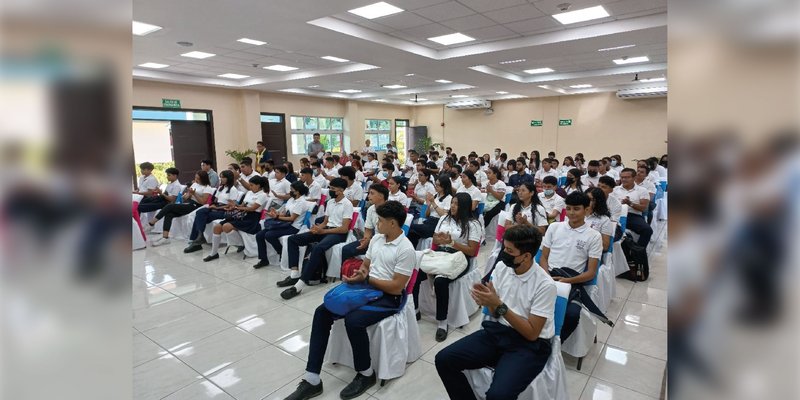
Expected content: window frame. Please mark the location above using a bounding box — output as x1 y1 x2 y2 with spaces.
289 115 344 155
364 118 392 151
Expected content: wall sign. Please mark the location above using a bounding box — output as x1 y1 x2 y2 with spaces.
162 98 181 109
530 120 543 127
559 119 573 126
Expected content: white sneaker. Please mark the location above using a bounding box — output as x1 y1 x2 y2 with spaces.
151 237 170 247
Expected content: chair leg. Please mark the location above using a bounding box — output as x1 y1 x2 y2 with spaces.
594 335 598 343
380 379 387 387
577 357 584 371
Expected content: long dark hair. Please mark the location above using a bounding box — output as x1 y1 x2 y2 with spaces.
531 150 541 171
585 187 611 218
388 175 407 193
568 168 583 191
219 170 235 193
436 176 452 202
196 170 211 186
442 192 476 238
512 182 546 223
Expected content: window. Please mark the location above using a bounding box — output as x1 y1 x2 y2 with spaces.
260 114 282 123
290 115 344 155
132 109 209 121
364 119 392 151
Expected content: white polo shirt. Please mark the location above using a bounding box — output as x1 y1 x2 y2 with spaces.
189 183 216 204
435 217 483 248
164 180 183 197
242 190 270 212
305 180 322 202
612 185 650 216
388 190 409 207
457 184 483 204
484 180 508 209
215 187 240 206
636 179 657 197
602 169 619 181
474 169 488 188
581 174 600 188
262 170 276 180
585 213 615 238
429 194 452 218
542 221 603 274
451 178 462 192
538 192 566 221
138 174 159 193
271 178 291 206
284 196 312 229
363 160 379 173
238 171 259 192
324 196 355 228
364 203 380 231
490 262 556 339
344 182 364 204
366 233 416 280
534 168 558 182
323 166 339 178
313 173 328 189
512 203 549 227
414 181 436 202
606 194 623 223
655 164 668 179
355 170 366 183
435 158 444 169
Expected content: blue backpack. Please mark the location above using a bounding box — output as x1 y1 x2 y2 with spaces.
323 282 406 316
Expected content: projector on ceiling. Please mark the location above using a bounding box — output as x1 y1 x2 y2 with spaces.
445 99 492 109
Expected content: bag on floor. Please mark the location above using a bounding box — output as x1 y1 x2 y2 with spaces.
419 249 468 279
323 282 383 316
620 236 649 281
341 257 363 279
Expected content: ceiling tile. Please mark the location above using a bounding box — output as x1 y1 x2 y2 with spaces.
395 23 454 40
465 25 520 41
531 0 616 15
222 51 268 61
456 0 528 13
440 13 497 31
484 4 546 24
413 1 475 22
376 13 434 30
397 0 452 10
503 16 563 34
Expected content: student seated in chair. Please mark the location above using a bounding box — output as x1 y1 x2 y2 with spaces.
539 191 604 341
412 192 483 342
278 178 353 300
252 181 311 268
406 176 453 249
184 170 239 253
435 224 556 400
282 201 415 400
137 166 182 214
340 184 388 263
203 176 270 262
148 171 215 246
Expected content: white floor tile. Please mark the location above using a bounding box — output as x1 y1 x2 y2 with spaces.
133 332 169 367
206 292 282 324
144 310 231 352
580 377 658 400
371 360 449 400
172 327 269 376
237 305 313 344
134 355 200 400
565 370 591 400
628 285 667 308
606 321 667 361
592 345 666 398
180 282 253 310
163 379 235 400
133 297 203 332
619 301 667 331
207 346 306 400
275 326 313 362
421 329 466 363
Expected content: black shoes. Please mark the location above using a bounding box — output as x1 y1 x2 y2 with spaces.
280 287 301 300
277 276 300 287
340 372 376 400
183 243 203 253
435 328 448 342
416 311 421 321
203 253 219 262
283 379 322 400
252 260 270 269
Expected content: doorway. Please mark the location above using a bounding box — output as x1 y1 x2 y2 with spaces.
261 113 288 164
395 119 409 163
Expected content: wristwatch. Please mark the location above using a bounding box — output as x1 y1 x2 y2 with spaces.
494 303 508 318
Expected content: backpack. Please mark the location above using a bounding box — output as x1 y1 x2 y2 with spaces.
341 257 363 279
619 235 649 281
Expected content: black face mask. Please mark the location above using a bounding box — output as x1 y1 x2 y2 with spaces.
588 170 598 177
566 177 575 184
498 251 523 269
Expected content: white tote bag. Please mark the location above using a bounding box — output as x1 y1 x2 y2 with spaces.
419 249 468 279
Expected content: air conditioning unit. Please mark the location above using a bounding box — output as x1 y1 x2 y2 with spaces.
445 99 492 109
616 86 667 99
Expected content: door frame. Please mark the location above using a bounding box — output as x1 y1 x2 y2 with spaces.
260 112 288 163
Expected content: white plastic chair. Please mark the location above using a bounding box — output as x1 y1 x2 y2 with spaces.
484 211 509 271
416 245 482 329
326 213 412 280
281 208 360 272
464 281 570 400
561 264 607 371
610 205 630 277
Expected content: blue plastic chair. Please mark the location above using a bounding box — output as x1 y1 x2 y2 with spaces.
302 211 313 228
553 284 569 336
659 180 667 192
557 176 567 187
476 202 485 215
534 248 542 264
504 192 512 204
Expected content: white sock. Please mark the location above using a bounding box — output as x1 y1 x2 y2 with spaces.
437 320 448 330
290 269 301 279
304 371 321 386
294 280 306 292
210 234 221 255
359 367 374 377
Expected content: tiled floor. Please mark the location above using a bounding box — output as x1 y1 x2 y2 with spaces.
134 220 667 400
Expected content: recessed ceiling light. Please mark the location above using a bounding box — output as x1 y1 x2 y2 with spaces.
339 89 362 93
613 56 649 65
451 95 468 98
598 44 636 52
383 84 407 89
435 79 452 84
538 85 549 89
524 67 554 74
348 2 403 19
279 88 304 93
373 99 388 102
639 77 666 83
138 62 169 69
181 51 215 59
264 64 298 71
307 85 320 88
404 73 415 77
499 59 526 64
410 98 428 101
321 56 349 63
496 91 509 94
218 73 250 79
428 33 475 46
552 5 610 25
132 21 162 36
570 84 593 89
237 38 267 46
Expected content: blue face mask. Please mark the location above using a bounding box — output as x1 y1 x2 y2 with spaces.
544 189 555 196
611 160 618 167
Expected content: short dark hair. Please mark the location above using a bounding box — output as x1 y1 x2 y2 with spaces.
369 184 389 200
469 160 480 167
325 156 334 163
274 165 288 175
290 181 309 196
201 159 213 167
564 191 590 207
503 224 542 256
329 177 347 190
598 176 616 188
461 170 477 186
139 162 154 170
300 167 313 175
313 133 320 137
338 166 356 181
542 175 558 186
620 168 637 177
249 175 269 192
588 160 600 167
165 167 179 176
240 160 252 167
382 162 395 171
266 159 275 166
257 141 265 146
637 165 650 174
228 163 240 172
376 200 407 227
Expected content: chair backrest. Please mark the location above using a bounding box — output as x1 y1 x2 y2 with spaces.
558 208 567 222
557 176 567 187
348 209 360 230
406 267 419 295
358 198 366 209
586 263 600 286
504 192 512 204
495 211 508 241
319 189 329 207
260 209 268 220
401 197 412 208
302 211 313 228
553 281 571 337
206 191 215 205
659 180 667 191
619 204 629 230
534 248 542 264
418 204 428 221
402 214 413 236
476 202 485 216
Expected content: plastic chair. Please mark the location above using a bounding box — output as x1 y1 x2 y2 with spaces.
417 243 483 328
484 211 508 271
464 281 570 400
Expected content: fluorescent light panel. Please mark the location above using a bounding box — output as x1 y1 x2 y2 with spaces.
552 5 610 25
321 56 349 62
373 99 388 102
218 73 250 79
307 85 320 88
428 33 475 46
404 73 415 76
411 98 427 101
598 44 636 52
348 2 403 19
613 56 649 65
132 21 162 36
499 59 526 64
524 67 554 74
279 88 304 93
451 95 468 98
640 77 666 82
339 89 362 93
181 51 215 59
237 38 266 46
435 79 452 83
138 62 169 69
496 91 509 94
383 84 406 89
264 64 298 71
570 84 592 88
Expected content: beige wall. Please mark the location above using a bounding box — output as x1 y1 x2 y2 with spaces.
133 80 666 169
412 92 667 165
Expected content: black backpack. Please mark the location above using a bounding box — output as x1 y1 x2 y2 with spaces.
619 235 649 281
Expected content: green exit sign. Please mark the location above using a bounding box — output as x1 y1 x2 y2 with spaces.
530 120 543 127
162 98 181 109
559 119 573 126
